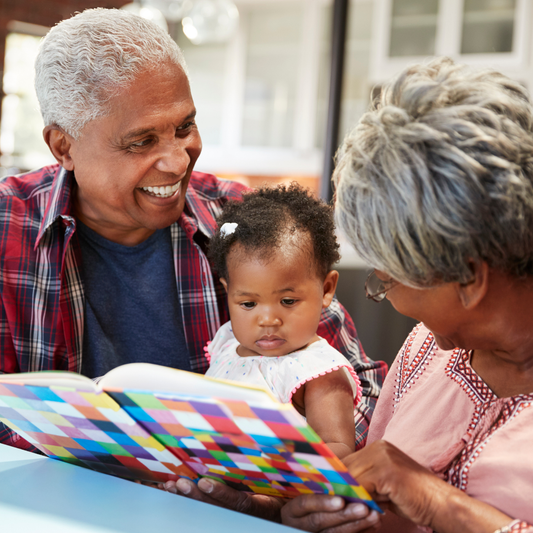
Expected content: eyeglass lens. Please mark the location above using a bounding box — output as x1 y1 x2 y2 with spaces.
366 271 386 295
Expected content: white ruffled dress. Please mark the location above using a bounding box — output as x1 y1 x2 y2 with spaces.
205 321 362 406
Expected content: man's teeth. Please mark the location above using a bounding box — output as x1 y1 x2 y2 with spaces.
141 182 180 198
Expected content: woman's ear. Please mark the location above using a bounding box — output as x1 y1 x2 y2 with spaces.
43 125 75 170
456 260 489 309
322 270 339 308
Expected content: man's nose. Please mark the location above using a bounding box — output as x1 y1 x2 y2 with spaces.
154 140 190 175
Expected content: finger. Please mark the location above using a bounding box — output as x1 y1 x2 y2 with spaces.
165 478 284 521
284 495 346 519
196 478 256 513
282 498 376 532
343 449 375 479
197 479 285 521
167 478 225 506
168 477 253 511
160 481 172 492
321 510 381 533
163 480 183 495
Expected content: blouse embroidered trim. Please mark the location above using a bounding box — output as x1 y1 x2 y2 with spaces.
493 519 533 533
394 324 436 410
445 348 496 405
446 396 533 491
510 520 533 532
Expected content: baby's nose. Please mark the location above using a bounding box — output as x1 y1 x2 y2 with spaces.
258 312 282 327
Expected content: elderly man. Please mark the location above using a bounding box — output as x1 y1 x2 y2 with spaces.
0 8 384 465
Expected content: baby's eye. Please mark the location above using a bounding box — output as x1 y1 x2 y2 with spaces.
281 298 297 306
240 301 257 309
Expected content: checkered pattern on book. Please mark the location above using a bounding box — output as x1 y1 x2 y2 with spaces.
0 382 379 512
108 389 378 508
0 383 195 483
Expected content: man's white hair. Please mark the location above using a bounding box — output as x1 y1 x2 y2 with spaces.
35 8 188 139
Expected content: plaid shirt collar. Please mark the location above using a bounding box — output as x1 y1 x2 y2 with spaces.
180 187 218 241
36 166 76 249
36 167 217 247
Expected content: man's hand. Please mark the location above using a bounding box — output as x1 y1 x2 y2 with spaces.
163 478 381 532
281 495 381 532
163 478 285 522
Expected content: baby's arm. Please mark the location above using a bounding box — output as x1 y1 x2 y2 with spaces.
294 369 356 459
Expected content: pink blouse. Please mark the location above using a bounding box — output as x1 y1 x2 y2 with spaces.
368 323 533 532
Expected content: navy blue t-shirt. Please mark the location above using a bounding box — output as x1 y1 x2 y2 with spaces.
77 222 191 378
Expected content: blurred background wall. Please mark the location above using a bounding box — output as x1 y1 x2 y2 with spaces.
1 0 532 367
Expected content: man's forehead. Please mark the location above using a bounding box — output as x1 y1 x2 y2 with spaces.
96 67 194 139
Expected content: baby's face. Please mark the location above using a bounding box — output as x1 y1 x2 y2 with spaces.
221 246 336 358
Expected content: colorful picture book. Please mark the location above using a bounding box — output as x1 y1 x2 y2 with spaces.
0 363 380 511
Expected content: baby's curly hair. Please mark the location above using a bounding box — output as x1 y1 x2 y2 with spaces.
209 182 341 281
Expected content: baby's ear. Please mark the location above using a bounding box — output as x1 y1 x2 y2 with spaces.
322 270 339 308
220 277 228 292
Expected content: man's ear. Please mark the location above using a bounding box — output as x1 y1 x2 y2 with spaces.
322 270 339 308
43 125 75 170
456 260 489 309
220 277 228 292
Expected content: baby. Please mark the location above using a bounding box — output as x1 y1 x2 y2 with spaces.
206 183 361 459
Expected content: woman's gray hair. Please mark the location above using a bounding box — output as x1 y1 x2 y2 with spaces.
35 8 188 139
334 57 533 287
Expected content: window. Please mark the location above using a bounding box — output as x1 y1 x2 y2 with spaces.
389 0 439 57
1 23 53 175
371 0 531 86
461 0 516 54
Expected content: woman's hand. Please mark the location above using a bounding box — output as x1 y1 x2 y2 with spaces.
344 440 449 527
344 440 514 533
281 495 381 532
162 478 285 522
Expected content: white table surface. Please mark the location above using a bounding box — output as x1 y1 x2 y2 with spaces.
0 443 297 533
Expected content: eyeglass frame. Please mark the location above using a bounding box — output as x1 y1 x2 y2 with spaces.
365 270 397 302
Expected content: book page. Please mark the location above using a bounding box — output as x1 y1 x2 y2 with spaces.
100 363 279 405
0 371 97 391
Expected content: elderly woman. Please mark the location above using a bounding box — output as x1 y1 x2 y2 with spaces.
319 56 533 532
168 57 533 532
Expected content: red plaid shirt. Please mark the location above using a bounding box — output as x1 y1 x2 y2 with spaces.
0 165 386 451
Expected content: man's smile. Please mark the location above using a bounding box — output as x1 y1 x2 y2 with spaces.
140 181 181 198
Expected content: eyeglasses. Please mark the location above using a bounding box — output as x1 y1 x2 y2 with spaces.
365 270 397 302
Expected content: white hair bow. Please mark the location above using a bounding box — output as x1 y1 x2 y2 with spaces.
220 222 238 237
